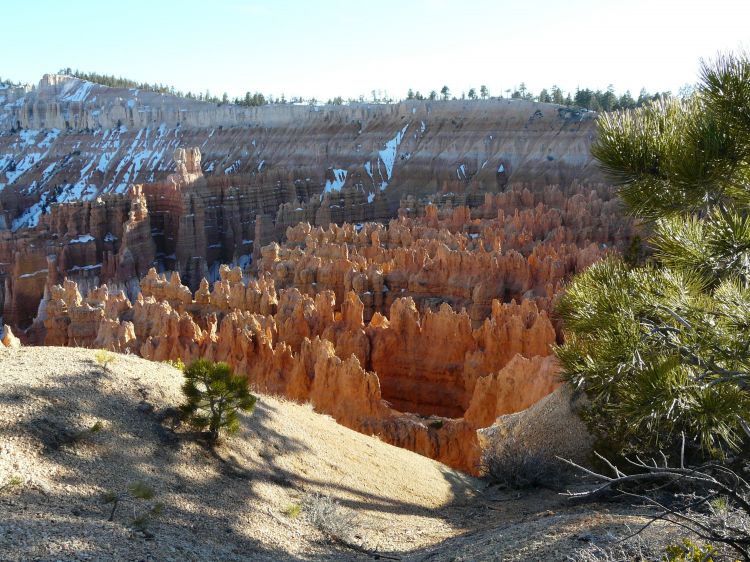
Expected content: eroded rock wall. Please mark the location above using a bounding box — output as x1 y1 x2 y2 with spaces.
33 189 630 472
0 185 154 329
1 75 599 233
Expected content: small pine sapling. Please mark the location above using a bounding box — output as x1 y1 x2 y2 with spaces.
94 350 116 372
179 359 256 444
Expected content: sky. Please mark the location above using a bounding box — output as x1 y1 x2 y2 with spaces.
4 0 750 101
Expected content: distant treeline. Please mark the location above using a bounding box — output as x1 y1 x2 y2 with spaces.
56 69 689 112
402 83 682 111
0 76 23 87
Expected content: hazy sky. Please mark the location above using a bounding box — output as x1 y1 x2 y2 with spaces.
5 0 749 101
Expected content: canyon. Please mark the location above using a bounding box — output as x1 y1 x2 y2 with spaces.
0 75 626 473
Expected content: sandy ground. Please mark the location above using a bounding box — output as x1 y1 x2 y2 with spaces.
0 347 672 561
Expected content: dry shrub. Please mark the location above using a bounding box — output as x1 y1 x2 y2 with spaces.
303 493 357 543
481 436 565 489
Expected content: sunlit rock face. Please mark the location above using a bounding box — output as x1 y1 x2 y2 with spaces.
31 185 633 473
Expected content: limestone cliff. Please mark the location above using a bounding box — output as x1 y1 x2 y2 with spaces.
1 75 599 234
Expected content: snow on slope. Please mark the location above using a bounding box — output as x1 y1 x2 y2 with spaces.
3 121 182 230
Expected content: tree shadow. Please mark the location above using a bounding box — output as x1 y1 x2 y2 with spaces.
0 352 473 561
0 350 656 561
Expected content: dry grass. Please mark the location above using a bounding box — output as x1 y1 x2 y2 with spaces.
303 493 359 543
481 435 565 489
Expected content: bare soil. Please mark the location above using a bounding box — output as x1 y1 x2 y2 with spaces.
0 347 671 561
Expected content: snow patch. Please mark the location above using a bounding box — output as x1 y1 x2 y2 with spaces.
224 159 241 174
323 168 347 195
61 81 94 103
377 123 409 190
69 234 95 244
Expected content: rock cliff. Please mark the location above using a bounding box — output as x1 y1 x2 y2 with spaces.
1 75 599 233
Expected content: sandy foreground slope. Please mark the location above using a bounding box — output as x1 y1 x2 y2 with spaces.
0 347 666 561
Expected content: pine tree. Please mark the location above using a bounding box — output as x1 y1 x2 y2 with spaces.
179 359 257 443
440 85 450 100
480 85 489 100
551 85 564 104
618 90 636 110
556 52 750 460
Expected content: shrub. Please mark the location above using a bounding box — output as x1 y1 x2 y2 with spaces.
102 480 163 535
179 359 256 444
664 540 717 562
480 436 561 489
94 350 116 372
0 476 22 494
283 503 301 519
303 493 356 543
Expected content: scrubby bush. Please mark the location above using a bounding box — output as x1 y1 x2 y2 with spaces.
480 436 561 489
563 449 750 561
103 481 163 535
94 350 116 372
283 503 301 519
303 493 357 543
179 359 256 444
0 476 22 494
664 540 718 562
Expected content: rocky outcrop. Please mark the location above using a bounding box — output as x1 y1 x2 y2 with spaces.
262 182 629 326
37 239 569 473
0 324 20 347
0 186 153 330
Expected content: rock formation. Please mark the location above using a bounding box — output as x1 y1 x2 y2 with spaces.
30 183 633 473
0 185 154 329
1 74 599 234
0 139 629 332
0 76 631 473
0 324 20 347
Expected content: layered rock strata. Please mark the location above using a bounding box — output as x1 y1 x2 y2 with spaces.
0 184 154 329
1 74 599 234
31 189 630 472
1 141 626 331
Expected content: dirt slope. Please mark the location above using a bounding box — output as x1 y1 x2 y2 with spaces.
0 347 479 561
0 347 671 561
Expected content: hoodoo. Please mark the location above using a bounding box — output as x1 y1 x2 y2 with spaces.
1 76 624 474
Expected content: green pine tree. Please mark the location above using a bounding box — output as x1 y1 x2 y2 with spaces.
179 359 257 444
555 52 750 460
